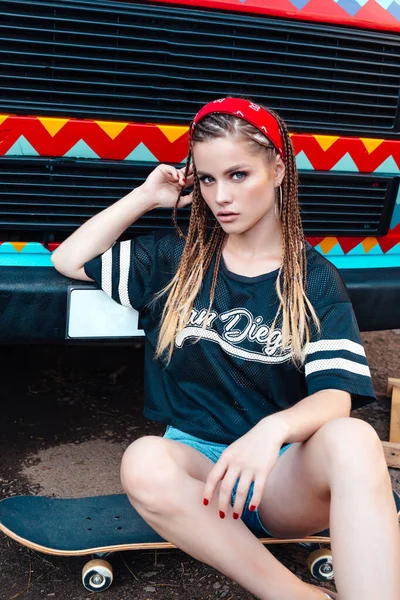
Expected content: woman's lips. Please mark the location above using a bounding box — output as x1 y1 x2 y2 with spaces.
218 213 239 222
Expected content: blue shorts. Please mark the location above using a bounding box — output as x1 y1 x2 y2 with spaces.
163 425 293 536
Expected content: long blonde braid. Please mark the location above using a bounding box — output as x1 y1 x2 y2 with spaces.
150 104 320 366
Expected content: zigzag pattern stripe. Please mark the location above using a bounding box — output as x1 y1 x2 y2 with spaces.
1 114 399 266
1 116 399 175
153 0 400 31
1 232 399 269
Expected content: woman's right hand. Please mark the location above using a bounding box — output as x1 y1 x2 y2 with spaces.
141 163 194 210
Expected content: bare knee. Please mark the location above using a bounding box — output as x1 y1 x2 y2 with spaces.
317 417 388 482
121 436 180 511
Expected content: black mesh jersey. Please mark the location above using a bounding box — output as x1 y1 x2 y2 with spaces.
84 229 376 444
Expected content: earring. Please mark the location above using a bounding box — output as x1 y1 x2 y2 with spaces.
275 185 283 220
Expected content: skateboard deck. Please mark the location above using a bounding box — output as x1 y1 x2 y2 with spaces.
1 491 400 592
0 493 333 553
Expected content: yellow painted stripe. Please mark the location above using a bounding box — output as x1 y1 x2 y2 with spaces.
360 138 384 154
10 242 29 252
38 117 69 137
0 115 9 126
95 121 129 139
319 237 338 254
362 238 378 253
313 135 339 151
158 125 188 143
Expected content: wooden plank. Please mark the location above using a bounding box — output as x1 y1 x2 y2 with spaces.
382 441 400 469
389 386 400 443
387 378 400 396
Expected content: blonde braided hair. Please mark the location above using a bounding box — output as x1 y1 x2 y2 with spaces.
150 101 320 366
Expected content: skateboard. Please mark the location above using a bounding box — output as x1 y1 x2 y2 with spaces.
1 491 400 592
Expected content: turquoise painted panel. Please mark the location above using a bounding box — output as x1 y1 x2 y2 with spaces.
316 242 345 256
0 242 49 254
5 135 40 157
20 244 49 255
0 242 53 266
373 156 400 175
1 244 398 268
315 248 400 269
64 140 100 159
390 187 400 229
296 150 314 170
0 254 53 266
386 243 400 255
350 243 383 256
331 152 359 172
376 0 394 10
124 142 158 162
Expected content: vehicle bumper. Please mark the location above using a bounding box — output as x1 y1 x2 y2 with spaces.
0 266 399 343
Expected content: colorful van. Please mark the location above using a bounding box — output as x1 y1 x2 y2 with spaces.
0 0 399 342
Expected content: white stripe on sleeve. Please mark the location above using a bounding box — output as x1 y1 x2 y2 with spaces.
101 247 113 298
306 339 366 357
118 240 133 308
305 358 371 378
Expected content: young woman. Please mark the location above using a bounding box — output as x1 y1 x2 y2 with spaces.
52 97 400 600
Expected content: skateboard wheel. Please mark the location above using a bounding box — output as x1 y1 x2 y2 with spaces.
307 549 334 582
82 559 113 592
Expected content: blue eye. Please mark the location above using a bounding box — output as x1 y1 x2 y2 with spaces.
199 175 214 184
199 171 247 184
232 171 247 180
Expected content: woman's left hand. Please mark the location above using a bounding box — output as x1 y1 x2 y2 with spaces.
202 418 287 519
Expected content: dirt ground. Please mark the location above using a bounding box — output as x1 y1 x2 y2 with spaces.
1 330 400 600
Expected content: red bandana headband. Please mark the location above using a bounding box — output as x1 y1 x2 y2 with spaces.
190 97 285 162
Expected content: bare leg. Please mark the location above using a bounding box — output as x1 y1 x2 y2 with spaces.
329 435 400 599
121 436 329 600
257 418 400 600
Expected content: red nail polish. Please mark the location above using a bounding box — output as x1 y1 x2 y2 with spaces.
233 512 239 520
203 498 209 506
249 505 257 512
219 511 225 519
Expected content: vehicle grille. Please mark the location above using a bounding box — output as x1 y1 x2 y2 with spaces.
0 157 396 242
0 0 399 135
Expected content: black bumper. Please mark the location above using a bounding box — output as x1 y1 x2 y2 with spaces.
0 266 399 343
